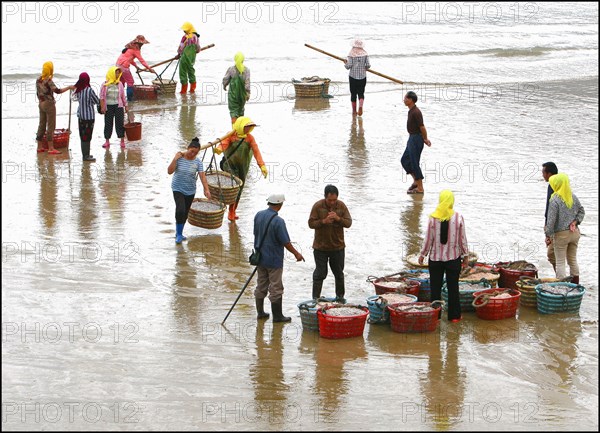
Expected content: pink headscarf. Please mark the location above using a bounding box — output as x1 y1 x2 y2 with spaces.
349 39 368 57
74 72 90 94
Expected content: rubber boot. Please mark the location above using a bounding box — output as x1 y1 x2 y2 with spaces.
175 223 184 244
571 276 579 285
190 82 196 93
180 84 188 94
82 142 95 162
272 301 291 323
351 101 357 115
102 139 110 149
312 280 323 300
256 298 270 320
228 203 238 221
126 86 134 101
358 98 364 116
120 137 126 149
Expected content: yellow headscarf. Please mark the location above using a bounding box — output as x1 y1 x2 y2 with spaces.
41 61 53 80
234 52 245 74
430 190 456 221
233 117 255 138
549 173 573 209
104 66 122 86
181 22 197 38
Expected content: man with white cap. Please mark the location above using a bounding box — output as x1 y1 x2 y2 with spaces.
253 193 304 322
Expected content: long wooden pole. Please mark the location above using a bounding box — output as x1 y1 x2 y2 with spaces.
222 267 258 325
137 44 216 72
304 43 404 85
199 130 236 151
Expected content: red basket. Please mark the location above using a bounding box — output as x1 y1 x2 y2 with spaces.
496 262 538 289
317 306 369 339
371 277 420 297
40 128 70 149
472 288 521 320
133 85 158 100
387 302 441 333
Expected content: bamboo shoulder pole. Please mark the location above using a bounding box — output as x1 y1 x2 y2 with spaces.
138 44 216 72
199 130 236 151
304 43 404 85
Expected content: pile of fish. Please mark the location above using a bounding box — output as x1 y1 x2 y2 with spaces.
376 279 411 290
538 283 580 296
323 306 365 317
379 293 415 304
459 283 488 292
498 260 537 271
391 304 436 313
207 173 238 187
190 200 222 211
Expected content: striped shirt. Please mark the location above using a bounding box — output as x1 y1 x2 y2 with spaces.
420 213 469 262
72 87 99 121
545 194 585 237
171 158 204 196
345 55 371 80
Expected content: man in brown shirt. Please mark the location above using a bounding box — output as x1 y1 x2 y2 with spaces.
401 91 431 194
308 185 353 302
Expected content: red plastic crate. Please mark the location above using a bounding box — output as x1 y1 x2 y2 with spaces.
473 288 521 320
387 302 441 333
317 306 369 339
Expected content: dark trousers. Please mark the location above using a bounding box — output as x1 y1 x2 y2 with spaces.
104 104 125 139
78 118 95 142
401 133 425 180
349 76 366 102
312 249 345 299
429 257 462 320
173 191 195 224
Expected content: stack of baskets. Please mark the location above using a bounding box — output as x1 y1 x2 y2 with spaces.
472 288 521 320
297 297 337 332
317 305 369 339
187 198 226 229
516 277 559 308
404 270 431 301
387 301 443 333
442 281 491 313
459 263 500 287
205 170 243 205
292 76 331 98
152 79 177 94
496 261 538 289
535 282 586 314
366 293 417 324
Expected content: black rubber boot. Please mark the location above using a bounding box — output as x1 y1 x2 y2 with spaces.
82 142 95 162
571 276 579 285
272 301 291 323
312 280 323 300
256 298 269 320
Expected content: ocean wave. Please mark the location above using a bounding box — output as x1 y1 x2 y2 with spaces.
373 46 583 59
2 73 70 80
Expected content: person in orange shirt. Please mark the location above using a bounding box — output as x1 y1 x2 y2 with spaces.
215 117 268 221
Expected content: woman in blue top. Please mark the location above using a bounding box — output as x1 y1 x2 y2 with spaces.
168 138 211 243
72 72 99 162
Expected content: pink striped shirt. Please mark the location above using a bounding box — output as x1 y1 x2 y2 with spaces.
116 48 151 69
420 212 469 262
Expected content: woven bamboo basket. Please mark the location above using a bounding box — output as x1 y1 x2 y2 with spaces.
206 171 243 205
293 79 330 98
153 79 177 94
187 198 225 229
516 277 559 308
